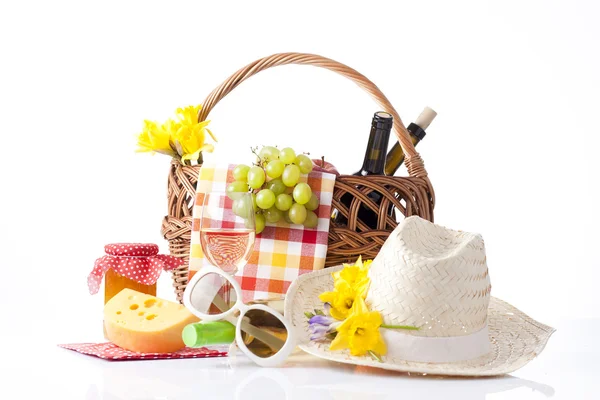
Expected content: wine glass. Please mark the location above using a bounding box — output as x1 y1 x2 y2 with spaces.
200 191 256 306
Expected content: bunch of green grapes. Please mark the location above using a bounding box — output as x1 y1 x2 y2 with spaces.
227 146 320 234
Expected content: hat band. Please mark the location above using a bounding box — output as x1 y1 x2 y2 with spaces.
381 325 490 363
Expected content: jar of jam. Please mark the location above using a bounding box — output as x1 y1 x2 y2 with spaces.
87 243 183 333
104 268 157 304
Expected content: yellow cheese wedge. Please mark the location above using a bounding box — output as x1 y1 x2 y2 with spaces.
104 288 199 353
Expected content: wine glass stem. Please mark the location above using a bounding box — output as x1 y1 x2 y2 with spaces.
224 281 232 308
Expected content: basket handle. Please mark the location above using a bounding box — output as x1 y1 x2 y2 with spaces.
198 52 428 178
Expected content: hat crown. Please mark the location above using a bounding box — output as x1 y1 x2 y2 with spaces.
366 216 491 337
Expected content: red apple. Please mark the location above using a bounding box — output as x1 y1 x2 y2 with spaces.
312 158 340 176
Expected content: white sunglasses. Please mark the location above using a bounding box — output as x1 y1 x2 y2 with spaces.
183 265 296 367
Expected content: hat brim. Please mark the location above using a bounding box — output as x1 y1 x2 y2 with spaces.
284 265 555 377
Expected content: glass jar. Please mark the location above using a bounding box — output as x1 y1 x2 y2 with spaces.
88 243 183 337
104 269 157 304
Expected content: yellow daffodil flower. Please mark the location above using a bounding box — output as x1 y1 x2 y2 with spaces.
330 296 386 357
175 105 201 125
136 120 178 157
333 256 371 290
175 104 217 142
173 105 217 162
319 256 372 320
136 104 217 162
172 120 215 162
319 278 369 320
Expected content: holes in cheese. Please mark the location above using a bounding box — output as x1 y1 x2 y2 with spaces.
116 311 122 315
144 299 157 308
104 288 199 353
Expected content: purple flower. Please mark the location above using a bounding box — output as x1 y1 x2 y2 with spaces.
308 303 341 341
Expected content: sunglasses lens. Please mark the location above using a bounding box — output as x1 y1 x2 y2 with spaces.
240 309 288 358
189 272 237 315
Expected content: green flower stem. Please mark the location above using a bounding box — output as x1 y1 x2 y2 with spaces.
380 324 420 330
368 350 383 362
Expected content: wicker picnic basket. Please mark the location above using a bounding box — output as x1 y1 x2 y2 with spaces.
165 52 435 302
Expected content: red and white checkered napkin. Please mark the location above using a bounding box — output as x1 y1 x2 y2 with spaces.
189 162 337 302
58 343 227 361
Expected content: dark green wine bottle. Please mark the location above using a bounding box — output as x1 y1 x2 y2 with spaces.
354 111 393 176
332 111 392 229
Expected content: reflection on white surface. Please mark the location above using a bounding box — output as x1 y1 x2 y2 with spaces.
4 320 598 400
74 351 555 400
235 366 554 400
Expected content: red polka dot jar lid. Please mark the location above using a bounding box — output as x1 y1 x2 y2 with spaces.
87 243 183 295
104 243 159 257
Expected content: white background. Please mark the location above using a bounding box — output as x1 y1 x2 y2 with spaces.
1 0 598 349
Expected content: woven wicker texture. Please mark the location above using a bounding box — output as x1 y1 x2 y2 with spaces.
161 159 201 303
284 217 555 376
195 52 434 269
327 175 433 266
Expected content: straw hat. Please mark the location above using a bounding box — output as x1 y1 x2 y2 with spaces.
284 216 555 376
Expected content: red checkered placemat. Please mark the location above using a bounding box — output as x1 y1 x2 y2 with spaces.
189 162 336 302
58 343 227 361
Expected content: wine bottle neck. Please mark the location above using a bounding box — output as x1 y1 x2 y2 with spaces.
358 123 391 175
383 122 427 176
